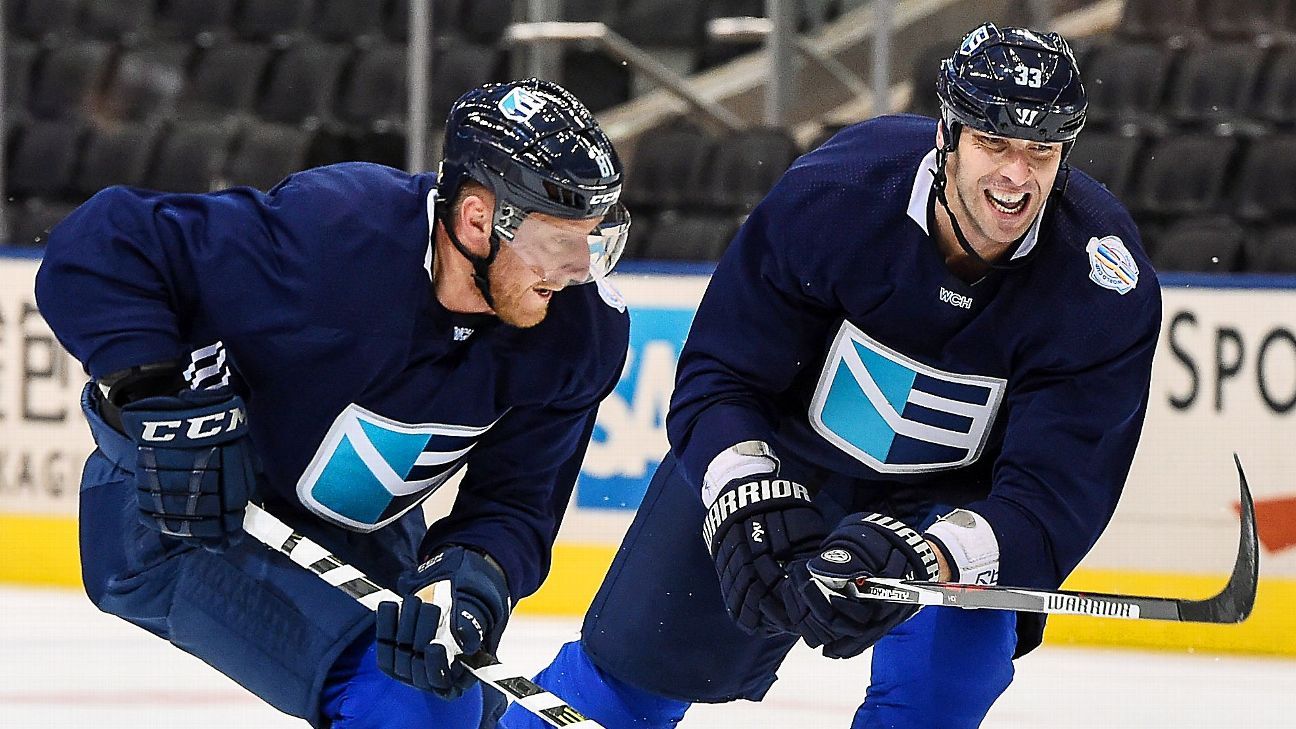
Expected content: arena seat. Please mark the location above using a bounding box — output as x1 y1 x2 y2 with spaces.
75 122 163 197
1234 134 1296 221
257 41 352 127
1130 134 1239 216
147 122 237 193
7 120 85 200
179 42 274 118
1066 131 1142 201
1151 215 1247 272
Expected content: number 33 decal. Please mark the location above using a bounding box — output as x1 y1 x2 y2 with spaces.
1014 66 1044 88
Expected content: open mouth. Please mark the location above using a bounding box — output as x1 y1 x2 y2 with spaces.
533 288 554 301
985 189 1029 215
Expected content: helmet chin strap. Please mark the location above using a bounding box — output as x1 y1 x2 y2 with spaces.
438 208 501 309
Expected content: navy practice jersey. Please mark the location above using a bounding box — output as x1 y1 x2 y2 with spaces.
668 115 1161 591
35 162 630 599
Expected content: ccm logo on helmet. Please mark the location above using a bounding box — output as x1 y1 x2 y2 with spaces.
589 189 621 206
139 406 247 442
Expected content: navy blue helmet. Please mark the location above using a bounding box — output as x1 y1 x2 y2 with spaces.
936 23 1087 149
438 78 624 221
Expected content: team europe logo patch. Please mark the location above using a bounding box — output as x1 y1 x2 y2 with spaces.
809 323 1006 473
498 86 547 122
297 404 496 532
1086 235 1139 295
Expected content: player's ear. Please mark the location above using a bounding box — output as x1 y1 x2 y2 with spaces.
456 189 495 255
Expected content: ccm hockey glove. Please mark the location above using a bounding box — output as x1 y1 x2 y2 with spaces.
702 474 827 634
118 388 256 552
787 512 940 659
376 547 511 699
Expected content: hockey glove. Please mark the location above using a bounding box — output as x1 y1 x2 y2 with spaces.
702 474 827 634
118 388 256 552
376 546 511 699
786 512 940 659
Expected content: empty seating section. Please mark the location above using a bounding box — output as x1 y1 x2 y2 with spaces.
997 0 1296 273
1 0 534 248
9 0 1296 267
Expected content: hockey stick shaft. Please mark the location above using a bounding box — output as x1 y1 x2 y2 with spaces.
242 503 605 728
837 454 1259 623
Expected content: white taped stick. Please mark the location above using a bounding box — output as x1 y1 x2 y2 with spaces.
242 503 606 728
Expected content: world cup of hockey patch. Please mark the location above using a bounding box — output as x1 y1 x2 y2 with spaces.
808 322 1006 473
297 404 496 531
1086 235 1139 295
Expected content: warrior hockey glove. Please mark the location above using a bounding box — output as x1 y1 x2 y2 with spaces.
702 474 827 634
118 388 256 552
376 546 511 699
786 512 940 659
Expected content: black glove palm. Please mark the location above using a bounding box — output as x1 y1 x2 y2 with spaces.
703 474 826 634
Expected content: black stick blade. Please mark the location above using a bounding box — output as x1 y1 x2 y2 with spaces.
1177 454 1260 624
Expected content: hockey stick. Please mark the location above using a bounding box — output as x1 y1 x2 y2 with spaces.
823 454 1259 623
242 503 605 728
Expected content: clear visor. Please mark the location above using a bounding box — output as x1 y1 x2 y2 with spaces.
497 202 630 287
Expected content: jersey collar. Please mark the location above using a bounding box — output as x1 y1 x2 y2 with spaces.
424 187 438 283
905 148 1046 261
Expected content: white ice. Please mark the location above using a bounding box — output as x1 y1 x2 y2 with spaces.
3 585 1293 728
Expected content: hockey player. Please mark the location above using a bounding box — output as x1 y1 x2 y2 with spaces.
500 24 1160 728
35 79 631 728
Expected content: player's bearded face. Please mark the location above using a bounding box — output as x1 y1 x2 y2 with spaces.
950 131 1062 248
486 213 602 328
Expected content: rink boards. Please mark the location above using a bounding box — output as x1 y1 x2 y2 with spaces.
2 255 1295 657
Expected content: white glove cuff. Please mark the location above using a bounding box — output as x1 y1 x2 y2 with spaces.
701 440 780 508
924 509 1000 585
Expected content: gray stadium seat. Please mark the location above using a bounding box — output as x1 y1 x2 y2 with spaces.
235 0 313 44
9 199 79 246
102 43 191 121
1131 134 1239 216
226 122 317 191
703 127 801 213
1151 216 1246 272
1248 225 1296 272
431 42 505 123
1118 0 1200 44
1068 132 1141 201
147 122 237 193
75 122 164 196
1252 46 1296 125
155 0 238 42
8 120 86 199
257 41 352 127
80 0 156 44
623 124 717 214
5 41 42 116
339 43 407 128
14 0 82 42
1165 43 1265 128
312 0 386 43
641 212 741 261
458 0 513 44
179 43 274 118
1084 42 1175 133
1235 135 1296 221
560 49 632 113
1200 0 1287 40
29 41 115 120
